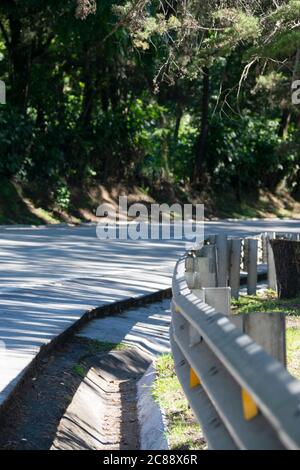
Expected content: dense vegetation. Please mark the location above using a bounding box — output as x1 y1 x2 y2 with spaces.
0 1 300 220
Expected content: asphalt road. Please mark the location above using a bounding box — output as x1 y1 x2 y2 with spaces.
1 219 300 408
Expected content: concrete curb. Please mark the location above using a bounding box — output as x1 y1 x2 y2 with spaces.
0 287 172 422
137 363 169 450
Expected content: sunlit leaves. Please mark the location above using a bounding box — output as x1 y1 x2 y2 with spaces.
75 0 97 20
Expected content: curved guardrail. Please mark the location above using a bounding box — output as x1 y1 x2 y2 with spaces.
170 238 300 450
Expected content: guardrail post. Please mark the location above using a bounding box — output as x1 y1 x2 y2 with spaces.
216 234 229 287
261 233 268 264
267 233 277 291
208 234 216 245
229 238 242 299
198 287 231 315
185 255 194 272
172 245 300 450
241 238 247 272
247 238 258 295
257 236 264 264
193 245 217 288
232 311 286 366
185 254 195 288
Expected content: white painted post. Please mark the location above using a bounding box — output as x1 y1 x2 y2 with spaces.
261 233 269 264
216 234 228 287
185 254 195 288
229 238 242 299
247 238 258 295
192 285 231 353
193 245 217 288
185 255 194 272
267 232 277 291
203 287 231 315
243 312 286 366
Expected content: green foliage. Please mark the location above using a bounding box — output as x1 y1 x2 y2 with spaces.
0 109 33 176
72 363 86 378
0 0 300 214
207 113 293 191
232 290 300 316
54 183 71 210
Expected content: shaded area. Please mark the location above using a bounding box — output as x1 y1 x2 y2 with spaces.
0 338 151 450
78 299 171 357
0 297 172 450
0 181 45 225
52 348 151 451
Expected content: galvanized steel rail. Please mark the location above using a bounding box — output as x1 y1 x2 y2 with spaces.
171 246 300 450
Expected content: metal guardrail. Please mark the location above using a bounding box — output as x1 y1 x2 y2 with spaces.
170 237 300 450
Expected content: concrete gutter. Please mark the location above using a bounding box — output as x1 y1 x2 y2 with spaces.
0 287 172 421
137 364 169 450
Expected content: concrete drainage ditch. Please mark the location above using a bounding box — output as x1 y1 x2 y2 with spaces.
0 299 171 451
52 346 151 450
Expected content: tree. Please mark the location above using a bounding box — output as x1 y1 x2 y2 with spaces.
0 0 300 216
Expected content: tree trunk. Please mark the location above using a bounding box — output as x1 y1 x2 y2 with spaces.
278 108 291 140
80 47 94 129
193 66 210 185
173 105 183 145
9 16 32 112
159 112 170 181
270 239 300 299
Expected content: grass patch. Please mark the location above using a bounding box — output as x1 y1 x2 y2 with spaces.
286 326 300 380
77 339 130 363
232 290 300 316
232 291 300 379
152 354 206 450
72 363 86 378
86 339 129 353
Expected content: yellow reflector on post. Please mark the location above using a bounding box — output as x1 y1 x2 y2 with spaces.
190 368 201 388
242 388 258 420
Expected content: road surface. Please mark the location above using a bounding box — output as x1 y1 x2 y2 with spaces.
0 219 300 408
